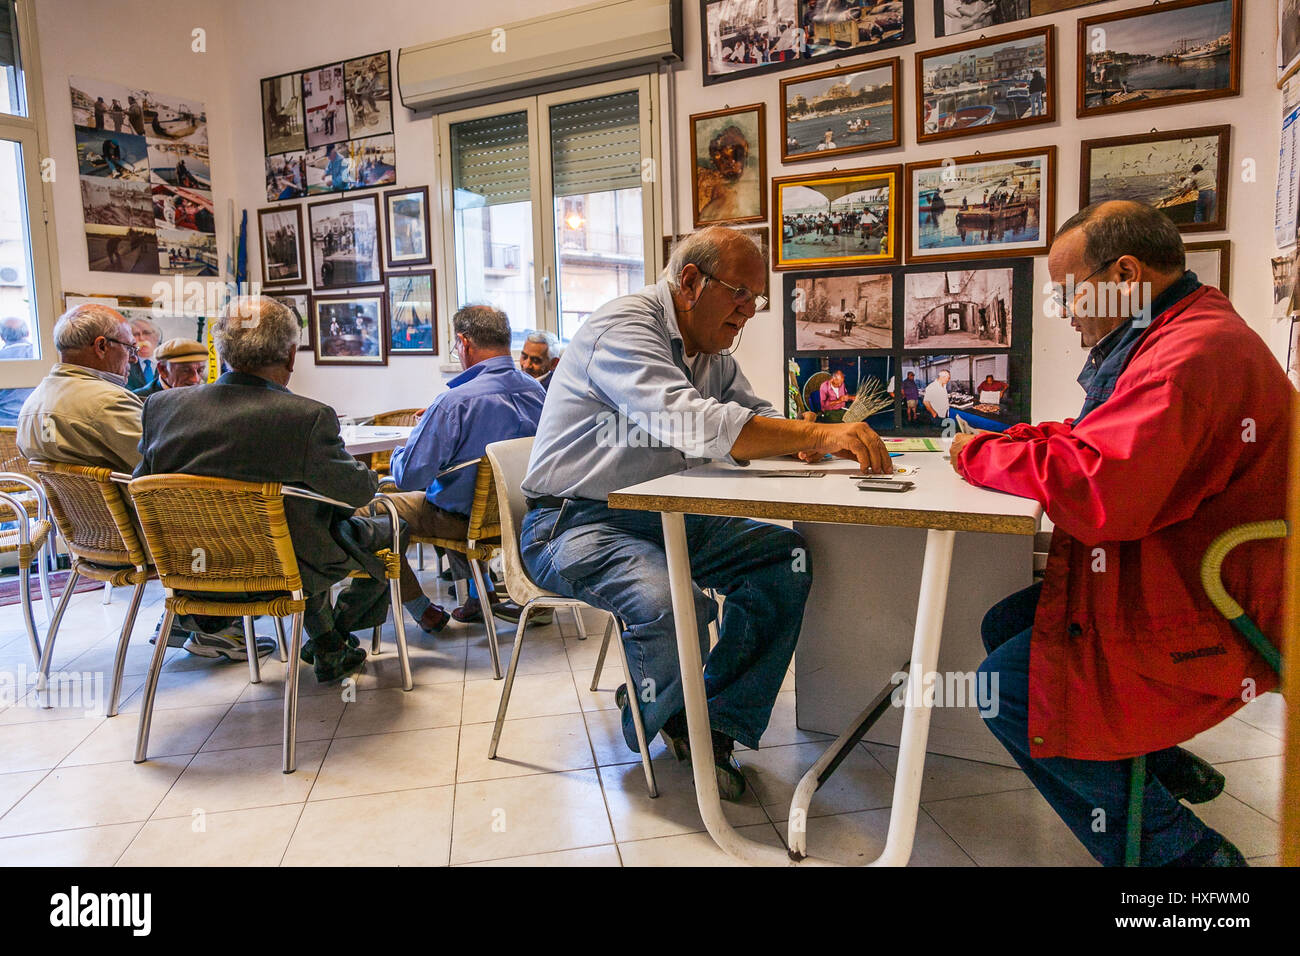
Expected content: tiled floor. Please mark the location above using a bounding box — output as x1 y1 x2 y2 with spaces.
0 572 1285 866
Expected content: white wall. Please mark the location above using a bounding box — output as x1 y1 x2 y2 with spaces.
30 0 1289 425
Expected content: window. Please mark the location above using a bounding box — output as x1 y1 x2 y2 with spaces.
0 0 56 380
438 75 658 358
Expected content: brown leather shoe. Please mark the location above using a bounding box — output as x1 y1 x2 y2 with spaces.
417 604 451 634
451 593 502 623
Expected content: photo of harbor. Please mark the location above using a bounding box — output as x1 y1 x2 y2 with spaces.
775 168 899 268
919 29 1051 141
1080 0 1237 115
910 151 1051 260
1082 128 1227 230
781 59 898 160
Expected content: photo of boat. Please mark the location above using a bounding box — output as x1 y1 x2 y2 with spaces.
911 151 1052 260
918 29 1051 142
1153 186 1200 224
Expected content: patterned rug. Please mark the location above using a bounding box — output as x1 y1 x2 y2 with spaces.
0 569 102 608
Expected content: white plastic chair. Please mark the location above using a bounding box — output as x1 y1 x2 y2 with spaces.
484 437 658 797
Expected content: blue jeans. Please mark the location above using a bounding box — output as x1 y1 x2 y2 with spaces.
949 409 1009 432
978 583 1213 866
520 499 809 752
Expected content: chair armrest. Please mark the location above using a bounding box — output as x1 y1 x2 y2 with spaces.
280 485 356 510
366 494 404 556
0 471 48 520
0 490 35 539
281 486 402 554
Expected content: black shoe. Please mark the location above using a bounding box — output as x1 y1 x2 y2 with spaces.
300 633 360 666
1152 747 1225 804
660 709 691 762
1165 830 1248 867
711 731 747 802
313 645 367 683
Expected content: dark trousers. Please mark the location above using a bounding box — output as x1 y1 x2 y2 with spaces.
978 583 1213 866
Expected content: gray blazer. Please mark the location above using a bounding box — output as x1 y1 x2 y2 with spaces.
134 370 377 594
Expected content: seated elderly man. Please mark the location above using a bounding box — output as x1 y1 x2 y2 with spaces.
133 338 208 398
389 305 545 624
518 330 561 391
521 226 892 799
135 297 447 682
951 201 1286 866
17 304 257 659
125 316 161 392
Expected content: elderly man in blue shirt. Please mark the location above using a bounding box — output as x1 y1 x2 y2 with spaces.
389 305 546 624
521 226 892 799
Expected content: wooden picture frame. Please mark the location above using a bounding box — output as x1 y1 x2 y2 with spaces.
1077 0 1242 119
772 165 903 271
690 103 767 227
933 0 1106 39
257 204 307 287
916 26 1055 145
779 56 901 163
1080 125 1231 234
1281 0 1300 88
261 70 306 157
1185 239 1231 295
311 291 388 366
386 270 437 355
269 288 314 351
904 146 1056 264
382 185 432 268
307 192 383 290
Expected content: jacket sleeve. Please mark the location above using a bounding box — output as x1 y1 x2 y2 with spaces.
301 407 377 508
390 400 459 494
102 391 143 473
956 375 1227 545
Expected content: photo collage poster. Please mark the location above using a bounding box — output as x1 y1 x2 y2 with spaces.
262 50 396 202
71 76 216 276
783 258 1034 436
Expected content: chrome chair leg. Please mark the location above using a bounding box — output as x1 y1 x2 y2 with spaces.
283 611 305 773
371 623 383 655
36 542 52 627
105 578 146 716
135 605 175 763
17 561 41 668
37 567 80 698
610 616 657 798
417 542 424 570
243 615 260 684
388 579 412 692
469 559 502 680
590 614 614 692
101 581 112 605
571 606 588 640
274 617 288 663
489 609 531 758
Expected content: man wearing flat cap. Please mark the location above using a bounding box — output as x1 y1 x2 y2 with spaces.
133 337 209 398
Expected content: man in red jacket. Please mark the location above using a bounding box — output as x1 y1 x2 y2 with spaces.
950 200 1287 866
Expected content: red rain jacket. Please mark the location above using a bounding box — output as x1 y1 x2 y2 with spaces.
957 285 1287 760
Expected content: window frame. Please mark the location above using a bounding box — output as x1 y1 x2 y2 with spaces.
435 72 660 370
0 0 62 387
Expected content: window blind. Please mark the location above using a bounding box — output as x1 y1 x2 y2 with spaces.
450 110 530 208
549 90 641 197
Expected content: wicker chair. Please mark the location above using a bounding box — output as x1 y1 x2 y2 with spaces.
364 408 422 476
1 483 51 669
128 475 412 773
29 462 155 715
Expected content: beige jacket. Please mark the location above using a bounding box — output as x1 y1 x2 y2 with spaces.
16 363 144 472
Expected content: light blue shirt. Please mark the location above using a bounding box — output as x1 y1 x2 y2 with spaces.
391 354 545 515
522 278 779 502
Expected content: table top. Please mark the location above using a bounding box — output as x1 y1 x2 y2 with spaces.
342 425 413 456
607 454 1043 535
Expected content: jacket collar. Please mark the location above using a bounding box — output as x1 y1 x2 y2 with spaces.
52 362 130 389
216 369 290 393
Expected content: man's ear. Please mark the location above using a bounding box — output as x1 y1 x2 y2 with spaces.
285 348 297 375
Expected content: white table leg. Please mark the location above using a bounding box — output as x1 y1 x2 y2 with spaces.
660 511 813 867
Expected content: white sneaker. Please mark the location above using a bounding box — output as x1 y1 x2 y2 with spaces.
183 631 277 661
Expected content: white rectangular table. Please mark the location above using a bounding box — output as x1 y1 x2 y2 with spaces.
341 425 413 457
608 455 1042 866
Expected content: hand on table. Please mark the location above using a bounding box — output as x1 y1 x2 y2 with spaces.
798 422 893 474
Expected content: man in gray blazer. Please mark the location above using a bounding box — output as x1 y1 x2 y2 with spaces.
134 296 448 682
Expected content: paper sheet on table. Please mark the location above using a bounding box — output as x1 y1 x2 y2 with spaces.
881 437 945 452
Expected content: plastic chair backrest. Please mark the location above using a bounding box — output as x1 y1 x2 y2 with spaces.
484 437 538 605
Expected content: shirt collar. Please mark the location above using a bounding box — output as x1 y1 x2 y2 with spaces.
449 353 514 388
55 362 130 389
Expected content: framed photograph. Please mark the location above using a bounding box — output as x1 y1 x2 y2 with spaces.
308 193 382 290
701 0 915 87
312 292 387 365
934 0 1105 39
386 271 437 355
269 289 313 350
384 185 432 268
1080 125 1230 233
261 72 305 156
663 226 771 299
1282 0 1300 87
905 146 1055 263
1078 0 1241 119
1289 319 1300 389
344 51 393 139
690 104 766 227
772 165 902 270
344 134 397 189
780 56 901 163
266 151 306 201
917 26 1054 145
789 270 894 351
901 352 1021 433
257 205 307 286
788 355 896 430
902 267 1014 349
302 63 348 149
1184 239 1230 295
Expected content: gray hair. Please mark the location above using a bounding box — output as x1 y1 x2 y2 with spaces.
214 296 298 371
663 227 763 291
1056 200 1185 274
53 304 127 351
453 305 511 350
524 329 560 360
129 315 161 344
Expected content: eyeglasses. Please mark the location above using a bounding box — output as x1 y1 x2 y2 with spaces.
102 336 140 360
701 272 768 312
1054 258 1119 316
